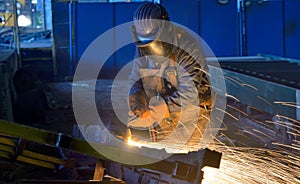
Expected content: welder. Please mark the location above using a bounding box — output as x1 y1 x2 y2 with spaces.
127 2 213 143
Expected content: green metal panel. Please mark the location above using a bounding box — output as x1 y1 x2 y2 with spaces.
224 69 297 119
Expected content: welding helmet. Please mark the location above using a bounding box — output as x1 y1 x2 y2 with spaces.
131 2 174 57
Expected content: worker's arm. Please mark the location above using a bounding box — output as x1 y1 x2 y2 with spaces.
128 50 149 117
165 50 211 112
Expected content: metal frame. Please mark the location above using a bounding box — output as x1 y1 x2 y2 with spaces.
0 119 222 183
223 68 298 119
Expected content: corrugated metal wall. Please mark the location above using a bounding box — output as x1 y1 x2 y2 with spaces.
246 1 284 56
75 2 139 79
52 0 300 80
197 0 239 57
285 0 300 59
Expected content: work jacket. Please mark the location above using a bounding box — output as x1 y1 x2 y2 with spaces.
129 24 211 113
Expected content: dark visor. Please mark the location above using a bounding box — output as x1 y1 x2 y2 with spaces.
130 25 159 47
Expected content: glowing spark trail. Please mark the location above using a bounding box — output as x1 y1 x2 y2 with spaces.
225 93 240 102
226 104 248 116
257 95 272 106
274 101 300 109
200 100 300 184
216 107 239 121
241 83 258 90
202 145 300 184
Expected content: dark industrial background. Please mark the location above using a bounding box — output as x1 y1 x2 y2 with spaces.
54 0 300 80
1 0 297 81
0 0 300 183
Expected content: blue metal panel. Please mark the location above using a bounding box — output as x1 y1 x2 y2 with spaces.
199 1 238 57
75 3 114 78
161 0 199 34
246 1 284 57
285 0 300 59
114 3 142 74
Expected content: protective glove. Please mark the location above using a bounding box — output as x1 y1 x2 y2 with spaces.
200 97 212 109
128 92 149 117
128 97 170 128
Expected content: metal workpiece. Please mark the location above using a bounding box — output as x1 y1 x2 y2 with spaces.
216 56 300 90
223 68 298 118
209 56 300 120
0 119 222 183
106 148 222 184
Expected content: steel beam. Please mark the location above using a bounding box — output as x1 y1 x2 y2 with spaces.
223 68 298 119
0 119 222 183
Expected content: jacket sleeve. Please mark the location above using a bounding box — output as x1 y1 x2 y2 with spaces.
128 50 145 96
128 50 149 113
165 49 211 113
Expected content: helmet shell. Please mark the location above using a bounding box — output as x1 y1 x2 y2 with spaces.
133 2 169 42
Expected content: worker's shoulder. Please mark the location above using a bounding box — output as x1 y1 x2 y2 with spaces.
172 25 204 56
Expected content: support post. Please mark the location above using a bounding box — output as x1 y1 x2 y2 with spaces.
93 159 105 181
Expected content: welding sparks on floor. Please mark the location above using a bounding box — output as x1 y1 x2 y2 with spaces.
202 144 300 184
126 96 300 183
201 99 300 184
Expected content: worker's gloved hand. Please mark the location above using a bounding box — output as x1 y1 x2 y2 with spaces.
148 97 170 121
200 97 212 109
128 93 149 117
128 96 170 128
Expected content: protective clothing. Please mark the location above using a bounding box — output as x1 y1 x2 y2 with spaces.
128 97 170 129
128 2 211 142
129 27 211 113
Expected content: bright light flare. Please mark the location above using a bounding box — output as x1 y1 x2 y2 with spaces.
127 137 144 148
18 15 31 27
202 145 300 184
201 98 300 184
